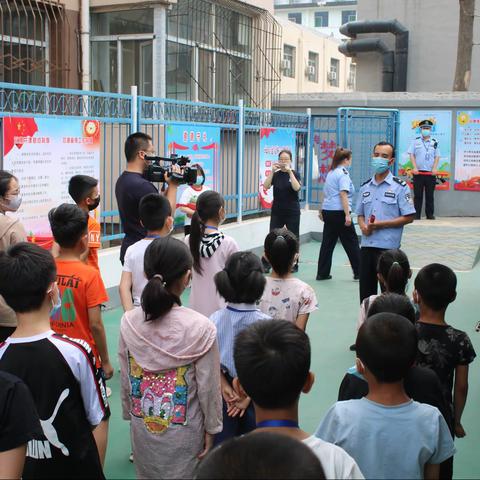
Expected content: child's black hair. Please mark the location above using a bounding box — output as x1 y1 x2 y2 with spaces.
139 193 172 232
214 251 265 304
49 203 88 248
356 313 417 383
195 431 325 480
234 320 310 409
264 228 298 277
142 236 193 321
189 190 224 274
0 170 16 197
377 249 410 295
0 242 56 313
68 175 98 204
368 293 416 325
414 263 457 311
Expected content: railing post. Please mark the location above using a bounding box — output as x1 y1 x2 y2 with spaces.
237 99 244 223
305 107 312 210
130 85 138 132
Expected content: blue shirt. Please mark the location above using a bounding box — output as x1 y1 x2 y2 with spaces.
355 171 416 249
210 303 270 378
315 398 455 480
407 137 441 171
323 166 355 211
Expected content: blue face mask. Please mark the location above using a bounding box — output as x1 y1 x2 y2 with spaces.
195 176 205 187
421 128 431 137
371 157 390 174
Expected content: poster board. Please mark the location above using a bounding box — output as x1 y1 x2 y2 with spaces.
454 111 480 191
397 110 452 190
2 117 101 236
165 123 220 224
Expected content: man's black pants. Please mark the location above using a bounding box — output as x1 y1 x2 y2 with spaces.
413 173 436 218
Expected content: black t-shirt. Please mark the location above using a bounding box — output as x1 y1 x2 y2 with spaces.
0 331 109 479
0 371 43 452
416 322 476 408
338 366 453 433
271 170 301 214
115 171 158 262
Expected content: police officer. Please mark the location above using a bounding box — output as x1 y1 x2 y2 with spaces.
317 147 360 280
407 119 440 220
356 141 416 302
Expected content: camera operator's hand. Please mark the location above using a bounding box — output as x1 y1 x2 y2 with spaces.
166 164 183 185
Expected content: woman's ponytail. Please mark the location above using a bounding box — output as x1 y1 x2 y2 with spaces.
141 275 179 321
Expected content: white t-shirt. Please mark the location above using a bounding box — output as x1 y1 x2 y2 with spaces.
177 185 210 226
303 435 364 480
258 277 318 323
123 238 155 307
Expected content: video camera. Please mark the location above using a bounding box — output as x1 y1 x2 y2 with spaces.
144 154 197 185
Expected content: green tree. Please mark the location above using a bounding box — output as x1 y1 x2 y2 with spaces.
453 0 476 91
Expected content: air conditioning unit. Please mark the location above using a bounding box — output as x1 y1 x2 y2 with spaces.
306 65 316 76
281 59 291 71
328 71 337 82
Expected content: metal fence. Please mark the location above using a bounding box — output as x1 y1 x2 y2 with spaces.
0 82 309 244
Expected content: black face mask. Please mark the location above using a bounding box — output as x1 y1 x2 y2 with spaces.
88 195 101 211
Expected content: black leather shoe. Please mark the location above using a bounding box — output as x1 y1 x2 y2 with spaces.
426 216 436 220
353 274 359 281
316 275 332 281
349 344 356 351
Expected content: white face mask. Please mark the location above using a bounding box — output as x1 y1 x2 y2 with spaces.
48 283 62 317
1 194 22 212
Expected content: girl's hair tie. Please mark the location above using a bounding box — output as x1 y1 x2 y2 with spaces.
154 274 166 286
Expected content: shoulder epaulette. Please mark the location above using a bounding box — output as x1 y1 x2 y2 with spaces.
342 168 348 174
361 178 371 187
393 176 407 187
416 136 421 140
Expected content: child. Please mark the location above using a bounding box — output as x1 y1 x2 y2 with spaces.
414 264 476 477
68 175 102 271
258 228 318 330
119 193 173 311
339 293 452 437
0 242 109 478
177 164 210 236
188 191 239 316
210 251 270 444
0 371 43 479
118 236 222 479
233 320 363 479
195 431 326 480
316 312 455 479
357 248 411 330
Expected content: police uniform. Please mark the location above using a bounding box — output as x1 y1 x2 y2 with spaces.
355 171 416 301
317 166 360 279
407 119 440 219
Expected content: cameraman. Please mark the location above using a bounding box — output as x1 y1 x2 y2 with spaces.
115 132 179 264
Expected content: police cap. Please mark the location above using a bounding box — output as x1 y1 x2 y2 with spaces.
419 119 434 128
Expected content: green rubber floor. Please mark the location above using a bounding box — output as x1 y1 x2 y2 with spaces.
103 241 480 479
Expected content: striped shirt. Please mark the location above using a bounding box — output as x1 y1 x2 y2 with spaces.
210 303 271 378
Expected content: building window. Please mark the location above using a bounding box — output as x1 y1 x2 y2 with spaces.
288 12 302 24
348 63 356 88
283 45 296 78
307 52 319 83
342 10 357 25
329 58 339 87
91 9 154 96
314 12 329 28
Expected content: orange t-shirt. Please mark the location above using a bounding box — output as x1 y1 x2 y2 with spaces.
87 215 101 271
50 259 108 363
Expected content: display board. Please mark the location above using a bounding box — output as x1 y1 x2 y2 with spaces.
454 111 480 191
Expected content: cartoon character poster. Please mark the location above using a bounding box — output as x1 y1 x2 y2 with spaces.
397 110 452 191
454 111 480 191
2 117 101 236
259 128 296 209
165 124 220 224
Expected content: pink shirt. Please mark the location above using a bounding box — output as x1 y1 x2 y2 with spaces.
187 235 239 317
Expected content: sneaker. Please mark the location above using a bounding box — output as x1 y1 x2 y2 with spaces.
129 453 134 463
316 275 332 281
426 216 436 220
353 274 359 281
106 387 112 398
